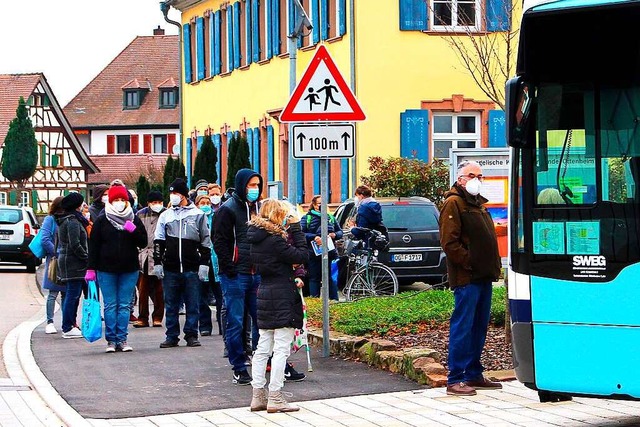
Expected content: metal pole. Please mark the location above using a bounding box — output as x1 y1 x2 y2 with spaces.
320 158 330 357
287 36 298 204
349 0 357 196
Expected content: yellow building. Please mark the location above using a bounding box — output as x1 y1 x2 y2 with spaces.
162 0 511 203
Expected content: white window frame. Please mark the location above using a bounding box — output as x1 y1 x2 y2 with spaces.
0 192 6 205
430 0 481 32
432 111 481 160
154 135 168 154
20 191 29 207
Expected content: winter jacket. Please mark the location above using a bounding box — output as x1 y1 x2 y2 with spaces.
55 213 89 282
41 215 65 291
213 169 263 277
352 198 383 240
88 214 148 273
154 202 212 273
247 219 309 330
137 206 165 275
88 201 105 223
439 183 501 288
300 210 343 254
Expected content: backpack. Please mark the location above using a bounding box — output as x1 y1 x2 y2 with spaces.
370 222 390 251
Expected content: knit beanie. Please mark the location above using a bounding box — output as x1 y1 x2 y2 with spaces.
108 184 129 203
147 190 163 203
195 194 210 206
61 192 84 211
195 179 209 191
169 178 189 198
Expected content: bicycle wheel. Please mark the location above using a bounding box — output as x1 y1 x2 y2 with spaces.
345 262 399 301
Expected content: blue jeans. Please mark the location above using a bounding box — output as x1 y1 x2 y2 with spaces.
98 271 139 344
46 290 65 323
62 280 84 333
220 273 259 371
448 281 493 385
308 255 339 300
163 270 200 342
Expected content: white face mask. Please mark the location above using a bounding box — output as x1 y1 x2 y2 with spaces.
101 195 108 204
465 178 482 196
150 204 163 213
170 194 182 206
112 201 127 212
83 212 91 221
210 195 221 205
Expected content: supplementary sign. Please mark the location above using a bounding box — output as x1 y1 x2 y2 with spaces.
292 124 355 159
280 45 365 122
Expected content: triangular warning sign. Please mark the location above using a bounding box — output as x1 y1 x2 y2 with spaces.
280 45 365 122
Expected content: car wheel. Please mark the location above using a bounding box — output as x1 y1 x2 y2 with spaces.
25 258 37 273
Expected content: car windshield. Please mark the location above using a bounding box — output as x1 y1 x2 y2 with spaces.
382 205 439 232
0 209 21 225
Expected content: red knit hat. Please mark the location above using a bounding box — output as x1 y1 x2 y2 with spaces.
108 184 129 203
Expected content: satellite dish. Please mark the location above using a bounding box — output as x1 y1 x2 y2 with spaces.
172 140 180 156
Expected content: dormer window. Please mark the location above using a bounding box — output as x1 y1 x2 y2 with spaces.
159 88 178 109
124 90 141 109
121 79 151 110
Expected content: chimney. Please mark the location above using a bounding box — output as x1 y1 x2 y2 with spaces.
153 25 165 36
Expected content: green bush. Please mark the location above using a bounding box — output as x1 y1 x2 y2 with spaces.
306 287 506 337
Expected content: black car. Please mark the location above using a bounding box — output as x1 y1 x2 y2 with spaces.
334 196 447 286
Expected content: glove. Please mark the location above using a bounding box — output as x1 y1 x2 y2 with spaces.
153 264 164 279
198 265 210 282
123 220 136 233
84 269 96 282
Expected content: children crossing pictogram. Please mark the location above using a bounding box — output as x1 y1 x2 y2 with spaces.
280 45 365 122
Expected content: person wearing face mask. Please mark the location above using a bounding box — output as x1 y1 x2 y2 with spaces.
191 179 209 202
349 185 385 248
213 168 263 385
208 183 223 211
89 184 109 223
154 178 212 348
87 184 148 353
439 160 501 397
133 191 166 328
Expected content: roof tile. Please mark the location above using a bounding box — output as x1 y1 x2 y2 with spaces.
0 73 41 144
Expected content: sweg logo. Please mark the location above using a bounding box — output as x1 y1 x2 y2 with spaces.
572 255 606 267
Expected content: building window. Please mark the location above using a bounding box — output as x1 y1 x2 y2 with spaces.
123 90 140 109
0 192 6 205
154 135 168 153
159 89 178 108
432 112 480 159
20 192 29 207
431 0 479 30
117 135 131 154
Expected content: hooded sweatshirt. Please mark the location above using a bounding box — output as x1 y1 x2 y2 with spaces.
213 168 263 276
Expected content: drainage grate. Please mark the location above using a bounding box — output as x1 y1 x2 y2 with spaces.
0 385 32 391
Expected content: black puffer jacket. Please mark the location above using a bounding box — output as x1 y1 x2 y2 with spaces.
55 213 88 282
247 219 309 330
88 214 148 273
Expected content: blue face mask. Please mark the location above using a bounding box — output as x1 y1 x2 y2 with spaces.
200 205 212 215
282 217 288 227
247 188 260 202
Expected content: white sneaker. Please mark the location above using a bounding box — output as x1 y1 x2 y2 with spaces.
62 327 82 339
105 342 116 353
45 323 57 334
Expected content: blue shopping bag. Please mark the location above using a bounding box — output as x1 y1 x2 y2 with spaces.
28 230 45 258
330 258 340 287
82 280 103 343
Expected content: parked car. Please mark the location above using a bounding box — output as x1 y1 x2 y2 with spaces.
0 205 41 272
334 196 447 286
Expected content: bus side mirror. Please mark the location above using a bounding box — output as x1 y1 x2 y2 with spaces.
506 76 533 148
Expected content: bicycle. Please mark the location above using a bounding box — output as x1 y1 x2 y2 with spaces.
342 228 399 301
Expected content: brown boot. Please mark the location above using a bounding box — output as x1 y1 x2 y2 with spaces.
446 382 477 396
132 320 149 328
267 390 299 413
250 387 267 411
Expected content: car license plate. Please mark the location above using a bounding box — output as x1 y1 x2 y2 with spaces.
0 235 9 240
392 253 423 262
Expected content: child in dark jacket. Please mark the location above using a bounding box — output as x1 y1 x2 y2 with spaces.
246 199 309 413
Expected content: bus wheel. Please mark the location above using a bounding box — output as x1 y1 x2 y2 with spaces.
538 390 572 403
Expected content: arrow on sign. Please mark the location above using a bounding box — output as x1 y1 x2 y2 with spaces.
297 133 306 152
341 132 351 150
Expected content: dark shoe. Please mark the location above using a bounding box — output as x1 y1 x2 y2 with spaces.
186 336 201 347
466 377 503 390
200 331 212 337
132 320 149 328
129 314 138 323
232 369 252 385
159 339 179 348
446 382 477 396
284 363 306 382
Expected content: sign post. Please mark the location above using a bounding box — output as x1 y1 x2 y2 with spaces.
280 45 365 357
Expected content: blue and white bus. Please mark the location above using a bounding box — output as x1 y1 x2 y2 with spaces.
507 0 640 402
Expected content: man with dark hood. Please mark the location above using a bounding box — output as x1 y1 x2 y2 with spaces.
89 184 109 223
213 168 262 385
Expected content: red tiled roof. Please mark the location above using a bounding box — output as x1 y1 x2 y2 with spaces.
0 73 41 145
88 154 170 184
64 35 179 129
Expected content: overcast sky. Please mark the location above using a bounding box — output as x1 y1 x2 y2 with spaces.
0 0 181 107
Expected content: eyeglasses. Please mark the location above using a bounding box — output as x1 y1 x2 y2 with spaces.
459 173 484 181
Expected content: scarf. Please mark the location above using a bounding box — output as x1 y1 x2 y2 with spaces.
104 202 134 230
72 210 90 227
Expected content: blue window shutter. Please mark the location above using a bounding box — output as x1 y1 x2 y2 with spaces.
271 0 280 55
214 12 222 75
233 3 241 69
267 126 275 181
197 135 204 150
252 0 260 62
186 138 193 188
227 7 235 72
399 0 427 31
245 1 253 64
196 17 205 80
312 0 321 44
320 0 328 41
266 0 273 59
488 110 507 147
313 160 320 195
338 0 346 36
288 0 295 36
209 15 215 75
246 128 254 167
213 134 222 183
253 127 261 175
183 24 192 83
341 159 349 201
487 0 511 32
400 109 429 161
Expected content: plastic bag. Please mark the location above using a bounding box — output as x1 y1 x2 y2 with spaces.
82 280 103 343
28 231 45 258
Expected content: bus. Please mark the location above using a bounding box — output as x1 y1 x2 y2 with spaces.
506 0 640 402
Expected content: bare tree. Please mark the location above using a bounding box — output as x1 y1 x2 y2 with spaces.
429 1 519 110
